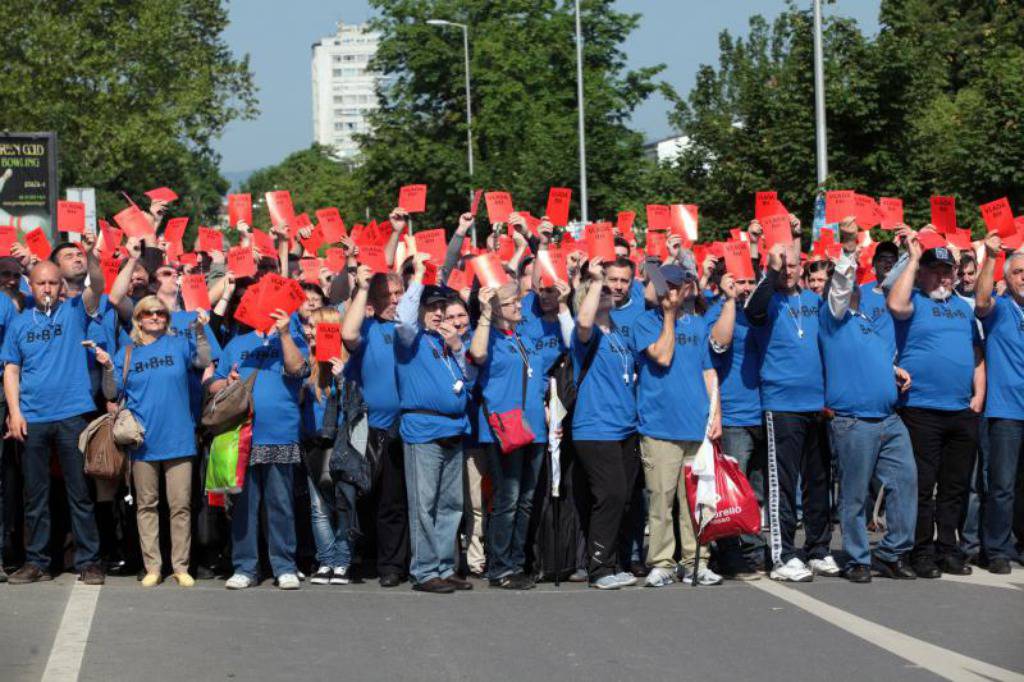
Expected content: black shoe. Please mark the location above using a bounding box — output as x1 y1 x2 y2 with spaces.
844 565 872 583
938 555 972 576
467 570 486 581
988 558 1012 575
0 567 7 583
412 577 455 594
7 563 52 585
871 556 916 580
489 572 536 590
912 559 942 579
79 563 106 586
629 561 649 578
195 565 218 580
445 575 474 591
379 573 403 588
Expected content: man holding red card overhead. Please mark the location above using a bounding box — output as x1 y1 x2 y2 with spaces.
888 235 985 579
973 235 1024 575
341 265 411 587
746 241 838 583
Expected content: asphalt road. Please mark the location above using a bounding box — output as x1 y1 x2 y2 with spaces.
1 563 1022 682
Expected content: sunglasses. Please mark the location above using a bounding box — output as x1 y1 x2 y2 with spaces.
139 309 169 319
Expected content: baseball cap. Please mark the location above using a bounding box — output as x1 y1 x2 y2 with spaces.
920 247 956 268
873 241 899 261
420 285 449 306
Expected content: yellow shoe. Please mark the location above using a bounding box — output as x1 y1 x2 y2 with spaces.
141 573 162 587
173 572 195 588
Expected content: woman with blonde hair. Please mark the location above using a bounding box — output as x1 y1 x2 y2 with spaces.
91 296 211 587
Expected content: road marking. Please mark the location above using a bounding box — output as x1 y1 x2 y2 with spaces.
940 571 1022 591
751 579 1024 682
41 582 101 682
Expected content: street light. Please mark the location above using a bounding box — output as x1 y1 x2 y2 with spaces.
426 19 475 217
574 0 588 223
812 0 828 186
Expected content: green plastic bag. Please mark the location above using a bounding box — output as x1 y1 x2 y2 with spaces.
205 420 252 495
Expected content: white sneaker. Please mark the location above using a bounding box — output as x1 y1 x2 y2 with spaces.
277 573 301 590
809 555 841 577
612 571 638 587
770 557 814 582
644 567 676 588
682 566 723 586
225 573 254 590
310 566 332 585
330 567 350 585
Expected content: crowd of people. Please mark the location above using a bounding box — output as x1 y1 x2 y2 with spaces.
0 193 1020 594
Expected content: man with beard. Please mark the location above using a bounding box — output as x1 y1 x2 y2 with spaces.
888 238 985 578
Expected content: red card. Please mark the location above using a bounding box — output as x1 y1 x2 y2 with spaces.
545 187 572 227
100 258 121 294
234 282 273 332
251 229 276 258
470 253 510 289
470 189 483 217
646 230 668 260
299 225 324 255
227 246 256 277
930 196 957 233
398 184 427 213
164 217 188 243
497 234 515 262
825 190 856 224
290 212 313 242
179 252 199 267
414 228 447 264
854 194 882 230
585 223 616 262
485 192 513 224
755 192 787 221
537 246 569 287
422 260 439 286
25 228 51 260
316 208 346 243
325 248 347 272
522 212 541 237
762 213 792 249
819 228 835 245
447 268 470 291
197 227 223 253
227 193 252 227
917 229 947 251
315 323 342 362
991 251 1007 283
947 228 972 251
299 257 321 284
265 190 295 227
646 204 670 230
357 243 388 273
879 197 903 229
57 201 86 234
145 187 178 203
980 197 1016 238
114 205 154 238
1005 217 1024 250
181 274 211 311
99 224 123 259
0 226 16 256
616 211 636 238
258 273 305 317
669 204 699 242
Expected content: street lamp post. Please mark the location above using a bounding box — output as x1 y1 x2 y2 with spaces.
427 20 475 218
812 0 828 186
574 0 588 223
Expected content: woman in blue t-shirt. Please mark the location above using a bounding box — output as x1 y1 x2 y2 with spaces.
93 296 211 588
571 258 640 590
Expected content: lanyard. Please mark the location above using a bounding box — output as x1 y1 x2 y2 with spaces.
783 293 805 339
425 336 462 384
509 331 534 378
603 325 632 385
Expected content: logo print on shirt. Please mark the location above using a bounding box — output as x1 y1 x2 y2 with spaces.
133 355 176 373
239 348 281 362
26 325 63 344
930 306 966 320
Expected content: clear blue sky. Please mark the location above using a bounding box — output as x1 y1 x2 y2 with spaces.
216 0 880 175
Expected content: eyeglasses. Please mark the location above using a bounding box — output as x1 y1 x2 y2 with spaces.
139 310 169 319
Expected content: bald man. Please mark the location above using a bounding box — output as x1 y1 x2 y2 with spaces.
2 260 106 584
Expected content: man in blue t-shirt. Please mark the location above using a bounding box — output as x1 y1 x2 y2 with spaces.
746 240 837 583
3 260 106 585
821 226 918 583
341 265 409 587
974 235 1024 575
888 240 985 578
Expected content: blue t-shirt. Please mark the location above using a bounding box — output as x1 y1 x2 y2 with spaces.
858 282 894 340
345 318 400 429
0 292 16 344
819 303 898 418
981 295 1024 419
633 309 713 441
214 329 309 445
114 334 197 461
609 284 647 344
751 290 824 413
707 302 762 427
895 291 979 411
475 328 555 445
570 326 637 440
395 330 469 444
0 296 97 422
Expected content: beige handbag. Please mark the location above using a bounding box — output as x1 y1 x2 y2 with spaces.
81 346 143 480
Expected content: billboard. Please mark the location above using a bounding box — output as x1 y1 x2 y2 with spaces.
0 132 59 239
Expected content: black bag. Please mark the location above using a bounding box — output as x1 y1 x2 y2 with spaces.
528 447 582 583
548 336 600 423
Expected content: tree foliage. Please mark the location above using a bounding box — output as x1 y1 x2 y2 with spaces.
0 0 258 221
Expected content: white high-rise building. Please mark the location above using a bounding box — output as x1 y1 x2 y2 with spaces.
311 22 381 160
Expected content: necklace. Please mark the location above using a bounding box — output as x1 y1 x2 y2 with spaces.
603 324 632 385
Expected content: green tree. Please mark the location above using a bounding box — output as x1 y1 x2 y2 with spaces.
357 0 666 231
0 0 257 222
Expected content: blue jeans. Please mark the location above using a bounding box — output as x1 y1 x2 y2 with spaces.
982 418 1023 561
485 443 543 579
231 463 297 579
717 425 768 566
960 419 988 557
22 415 100 571
404 440 463 584
307 476 354 569
829 414 917 567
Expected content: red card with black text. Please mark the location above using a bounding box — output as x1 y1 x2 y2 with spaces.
755 191 787 221
145 187 178 203
917 229 947 251
447 268 470 291
414 229 447 264
398 184 427 213
114 205 154 238
265 190 295 227
181 274 211 312
228 194 252 227
57 201 86 234
879 197 903 230
357 243 388 273
854 194 882 230
980 197 1016 238
537 246 569 287
299 258 321 284
930 196 957 233
227 246 256 277
485 192 513 224
497 235 515 262
825 190 856 224
762 213 793 249
164 217 188 243
0 226 16 257
197 227 223 253
234 282 273 333
316 208 346 243
585 223 616 262
545 187 572 227
251 229 276 258
616 211 636 239
646 204 670 230
646 230 668 260
25 228 51 260
258 273 305 317
315 323 342 362
100 258 121 295
325 248 347 273
299 225 324 255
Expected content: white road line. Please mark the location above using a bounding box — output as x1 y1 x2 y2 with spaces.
41 582 101 682
939 571 1022 592
751 579 1024 682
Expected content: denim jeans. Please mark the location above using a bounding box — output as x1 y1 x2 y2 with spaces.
485 443 543 580
716 425 768 567
404 440 463 584
307 476 355 569
22 415 100 571
960 419 988 557
231 463 297 579
982 418 1024 561
829 413 917 567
